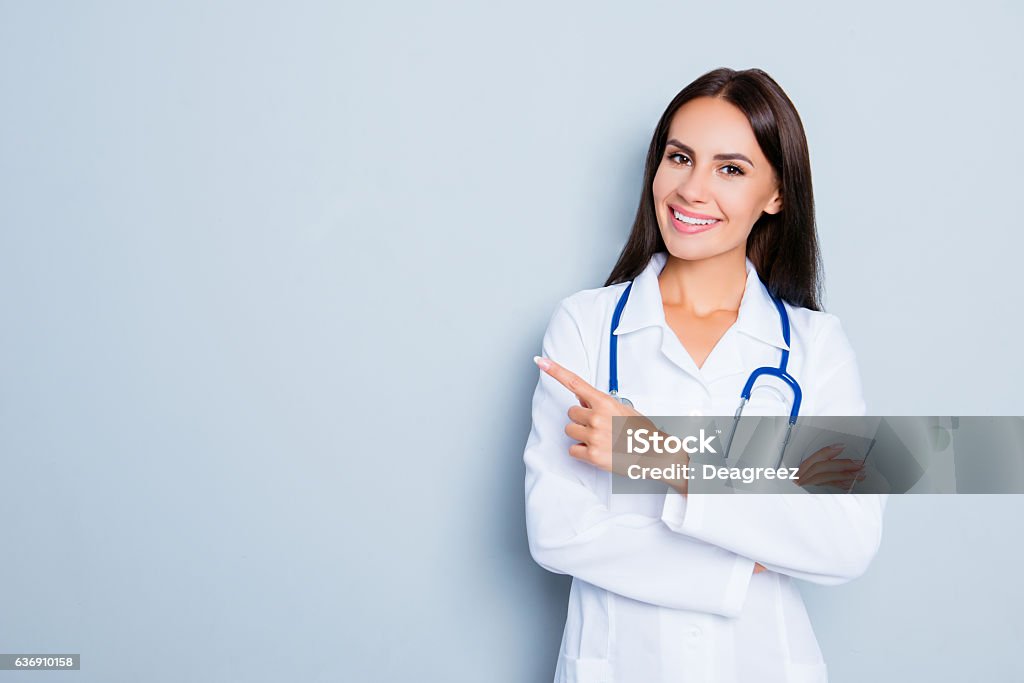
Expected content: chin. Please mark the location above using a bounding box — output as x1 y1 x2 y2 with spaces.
661 234 724 262
665 246 721 262
660 224 747 263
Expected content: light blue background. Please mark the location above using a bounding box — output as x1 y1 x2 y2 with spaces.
1 1 1022 681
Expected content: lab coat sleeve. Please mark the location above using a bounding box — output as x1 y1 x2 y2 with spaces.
524 296 756 617
661 313 888 585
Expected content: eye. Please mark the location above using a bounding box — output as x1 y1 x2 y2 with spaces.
665 152 745 177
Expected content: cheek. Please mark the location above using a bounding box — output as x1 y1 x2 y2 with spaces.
651 171 672 201
717 186 761 221
652 164 689 198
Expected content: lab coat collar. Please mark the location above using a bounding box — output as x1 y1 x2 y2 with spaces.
611 251 791 351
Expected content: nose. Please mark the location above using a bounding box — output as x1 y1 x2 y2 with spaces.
678 168 710 205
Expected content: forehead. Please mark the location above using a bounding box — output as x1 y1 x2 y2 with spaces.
667 97 763 159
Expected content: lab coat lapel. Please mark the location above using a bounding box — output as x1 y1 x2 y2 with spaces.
701 259 788 384
733 258 790 352
611 252 667 337
613 252 705 382
657 326 703 381
612 252 788 386
695 329 745 385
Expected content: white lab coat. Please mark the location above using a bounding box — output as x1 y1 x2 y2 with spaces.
523 251 887 683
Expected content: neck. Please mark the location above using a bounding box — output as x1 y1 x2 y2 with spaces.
658 247 748 316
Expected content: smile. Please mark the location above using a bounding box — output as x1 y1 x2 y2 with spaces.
669 207 721 234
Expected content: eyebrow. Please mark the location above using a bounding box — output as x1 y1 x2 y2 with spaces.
665 139 755 168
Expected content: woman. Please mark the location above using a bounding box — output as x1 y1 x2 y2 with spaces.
523 67 887 683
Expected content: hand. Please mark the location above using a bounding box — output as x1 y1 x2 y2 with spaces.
795 444 866 490
534 355 661 476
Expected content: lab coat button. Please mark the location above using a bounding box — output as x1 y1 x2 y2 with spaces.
683 626 702 638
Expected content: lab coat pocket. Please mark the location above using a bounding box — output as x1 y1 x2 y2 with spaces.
555 654 613 683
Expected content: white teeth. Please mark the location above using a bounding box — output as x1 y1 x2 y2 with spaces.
674 210 718 225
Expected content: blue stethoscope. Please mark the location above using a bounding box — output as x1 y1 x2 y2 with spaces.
608 280 803 466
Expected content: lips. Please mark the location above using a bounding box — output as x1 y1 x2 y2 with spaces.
668 206 721 235
670 204 720 221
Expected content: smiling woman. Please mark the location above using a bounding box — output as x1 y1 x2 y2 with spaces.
656 99 783 260
523 67 887 683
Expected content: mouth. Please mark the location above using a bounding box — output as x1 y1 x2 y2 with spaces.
668 205 722 235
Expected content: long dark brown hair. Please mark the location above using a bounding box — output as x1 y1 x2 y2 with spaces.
604 67 823 311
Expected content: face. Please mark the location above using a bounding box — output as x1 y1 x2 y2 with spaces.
652 96 782 263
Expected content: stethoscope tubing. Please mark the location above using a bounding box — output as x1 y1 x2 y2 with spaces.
608 277 802 468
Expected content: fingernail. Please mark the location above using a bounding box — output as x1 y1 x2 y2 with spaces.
828 443 845 451
533 356 551 371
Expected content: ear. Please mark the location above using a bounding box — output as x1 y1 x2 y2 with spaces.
763 188 783 215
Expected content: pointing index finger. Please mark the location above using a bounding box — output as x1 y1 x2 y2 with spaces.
534 356 606 406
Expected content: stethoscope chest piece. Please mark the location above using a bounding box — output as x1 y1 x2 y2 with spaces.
609 391 633 408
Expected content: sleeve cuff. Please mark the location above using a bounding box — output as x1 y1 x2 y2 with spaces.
661 488 706 535
662 493 754 616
